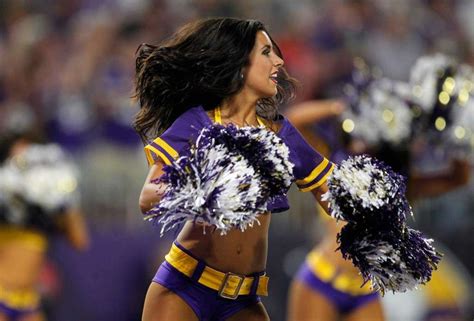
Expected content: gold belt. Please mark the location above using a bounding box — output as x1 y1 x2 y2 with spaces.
165 243 269 299
0 285 40 310
307 251 374 295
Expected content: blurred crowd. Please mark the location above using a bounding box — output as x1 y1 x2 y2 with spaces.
1 0 474 145
0 1 473 321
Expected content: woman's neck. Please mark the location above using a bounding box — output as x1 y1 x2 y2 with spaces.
220 93 258 126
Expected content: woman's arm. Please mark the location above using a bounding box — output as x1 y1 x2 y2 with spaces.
311 159 471 209
139 161 168 213
408 158 471 201
56 208 90 251
285 99 345 128
310 181 331 216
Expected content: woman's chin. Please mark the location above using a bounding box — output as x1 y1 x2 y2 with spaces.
253 86 278 100
262 88 278 98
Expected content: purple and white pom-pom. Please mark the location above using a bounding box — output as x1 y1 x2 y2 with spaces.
337 224 441 294
0 144 79 214
322 155 411 225
322 155 441 293
144 124 294 236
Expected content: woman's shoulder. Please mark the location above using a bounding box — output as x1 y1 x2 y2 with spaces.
166 105 211 132
144 105 212 165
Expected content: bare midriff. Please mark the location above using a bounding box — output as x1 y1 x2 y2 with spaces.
177 212 271 276
0 228 47 289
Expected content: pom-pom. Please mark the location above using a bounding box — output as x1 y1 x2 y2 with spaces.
337 225 441 294
322 155 411 224
145 124 294 235
0 144 80 224
409 53 454 111
409 54 474 158
323 155 441 293
342 60 415 147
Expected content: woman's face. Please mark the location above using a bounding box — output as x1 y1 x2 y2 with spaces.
243 31 284 99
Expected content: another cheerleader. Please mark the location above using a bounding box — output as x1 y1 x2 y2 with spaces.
0 131 89 321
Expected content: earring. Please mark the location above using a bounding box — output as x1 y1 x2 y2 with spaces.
240 73 244 80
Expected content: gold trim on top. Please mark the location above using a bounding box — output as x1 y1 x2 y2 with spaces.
214 106 265 128
144 145 171 166
296 158 330 185
214 107 222 124
154 138 179 159
299 163 335 192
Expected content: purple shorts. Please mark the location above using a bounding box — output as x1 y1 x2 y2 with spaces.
0 302 39 321
152 246 262 321
296 262 379 314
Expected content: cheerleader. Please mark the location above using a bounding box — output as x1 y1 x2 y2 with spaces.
134 17 335 321
0 131 89 321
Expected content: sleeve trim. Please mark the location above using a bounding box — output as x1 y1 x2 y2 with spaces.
296 158 330 185
154 137 179 159
144 145 172 166
144 147 155 165
299 163 335 192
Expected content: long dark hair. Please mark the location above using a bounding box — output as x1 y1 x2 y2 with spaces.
133 17 297 143
0 129 43 164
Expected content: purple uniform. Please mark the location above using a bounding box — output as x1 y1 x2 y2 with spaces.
153 242 266 321
144 105 334 212
144 106 334 320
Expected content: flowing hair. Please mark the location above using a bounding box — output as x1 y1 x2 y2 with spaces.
133 17 297 143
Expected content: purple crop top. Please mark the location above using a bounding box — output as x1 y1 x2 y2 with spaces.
144 106 334 213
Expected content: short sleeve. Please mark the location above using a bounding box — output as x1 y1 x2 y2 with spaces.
283 121 335 192
144 106 210 166
144 135 181 166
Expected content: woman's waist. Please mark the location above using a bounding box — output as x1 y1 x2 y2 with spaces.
161 241 269 298
305 248 373 294
177 220 269 275
0 257 45 290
